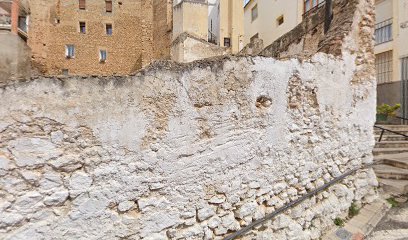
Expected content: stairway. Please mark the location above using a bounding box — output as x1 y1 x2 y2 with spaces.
373 125 408 195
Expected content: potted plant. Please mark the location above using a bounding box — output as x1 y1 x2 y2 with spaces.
376 103 401 123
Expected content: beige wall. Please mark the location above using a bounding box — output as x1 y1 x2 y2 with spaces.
173 1 208 40
244 0 304 46
219 0 244 53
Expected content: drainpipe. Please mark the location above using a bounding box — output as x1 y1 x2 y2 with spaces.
11 0 19 35
324 0 333 34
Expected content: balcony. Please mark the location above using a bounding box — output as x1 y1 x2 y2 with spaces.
375 19 393 45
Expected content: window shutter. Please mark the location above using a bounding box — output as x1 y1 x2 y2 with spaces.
79 0 85 10
106 1 112 12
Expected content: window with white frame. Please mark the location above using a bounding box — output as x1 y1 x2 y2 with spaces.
99 50 107 62
65 45 75 58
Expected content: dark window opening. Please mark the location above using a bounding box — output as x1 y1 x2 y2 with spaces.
106 24 113 35
224 38 231 48
79 22 86 33
277 15 284 26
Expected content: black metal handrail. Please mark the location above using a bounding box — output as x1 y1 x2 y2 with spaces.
375 125 408 142
396 115 408 121
224 162 375 240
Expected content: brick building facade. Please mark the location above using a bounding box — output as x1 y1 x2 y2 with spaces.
28 0 172 75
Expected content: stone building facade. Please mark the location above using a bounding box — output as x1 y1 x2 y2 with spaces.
28 0 172 76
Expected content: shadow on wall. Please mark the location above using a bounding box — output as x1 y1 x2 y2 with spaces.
0 34 31 83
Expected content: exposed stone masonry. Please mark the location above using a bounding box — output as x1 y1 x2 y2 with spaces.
0 0 376 239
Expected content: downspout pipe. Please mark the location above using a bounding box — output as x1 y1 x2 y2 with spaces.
324 0 333 34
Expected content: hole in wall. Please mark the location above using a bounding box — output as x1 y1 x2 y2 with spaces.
256 96 272 108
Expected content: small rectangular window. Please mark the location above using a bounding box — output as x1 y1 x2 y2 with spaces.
65 45 75 58
79 0 86 10
277 15 284 26
62 69 69 75
251 4 258 21
106 1 112 12
99 50 107 62
106 24 113 35
224 38 231 47
79 22 86 33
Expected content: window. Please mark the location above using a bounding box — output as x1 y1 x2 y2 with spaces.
224 38 231 47
106 24 113 35
277 15 284 26
375 51 393 84
106 1 112 12
62 69 69 75
304 0 324 13
99 50 107 62
79 0 86 10
251 4 258 21
250 33 259 43
79 22 86 33
65 45 75 58
375 19 392 45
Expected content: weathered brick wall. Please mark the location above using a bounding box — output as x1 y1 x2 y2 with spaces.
28 0 172 76
153 0 173 60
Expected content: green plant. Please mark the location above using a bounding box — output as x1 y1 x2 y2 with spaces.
386 197 399 208
348 203 360 218
377 103 401 116
334 217 345 227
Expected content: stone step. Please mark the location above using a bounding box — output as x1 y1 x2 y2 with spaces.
377 178 408 195
375 141 408 148
373 148 408 156
375 135 408 141
374 130 408 136
373 164 408 180
375 125 408 131
374 153 408 169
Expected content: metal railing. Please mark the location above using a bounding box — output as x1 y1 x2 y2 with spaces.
302 0 326 19
375 18 392 45
375 125 408 142
224 162 375 240
208 30 217 44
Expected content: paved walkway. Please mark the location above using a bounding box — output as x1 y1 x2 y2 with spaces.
368 198 408 240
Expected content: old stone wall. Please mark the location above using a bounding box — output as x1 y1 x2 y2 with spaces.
0 0 376 239
28 0 172 76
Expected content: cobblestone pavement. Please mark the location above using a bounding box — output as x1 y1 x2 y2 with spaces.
368 197 408 240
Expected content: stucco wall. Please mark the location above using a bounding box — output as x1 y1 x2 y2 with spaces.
171 33 227 63
243 0 303 46
0 0 376 239
0 50 377 239
0 33 31 83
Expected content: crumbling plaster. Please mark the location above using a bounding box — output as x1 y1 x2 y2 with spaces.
0 0 377 239
0 51 376 239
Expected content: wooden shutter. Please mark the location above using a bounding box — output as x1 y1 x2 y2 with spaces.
106 1 112 12
79 0 85 9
